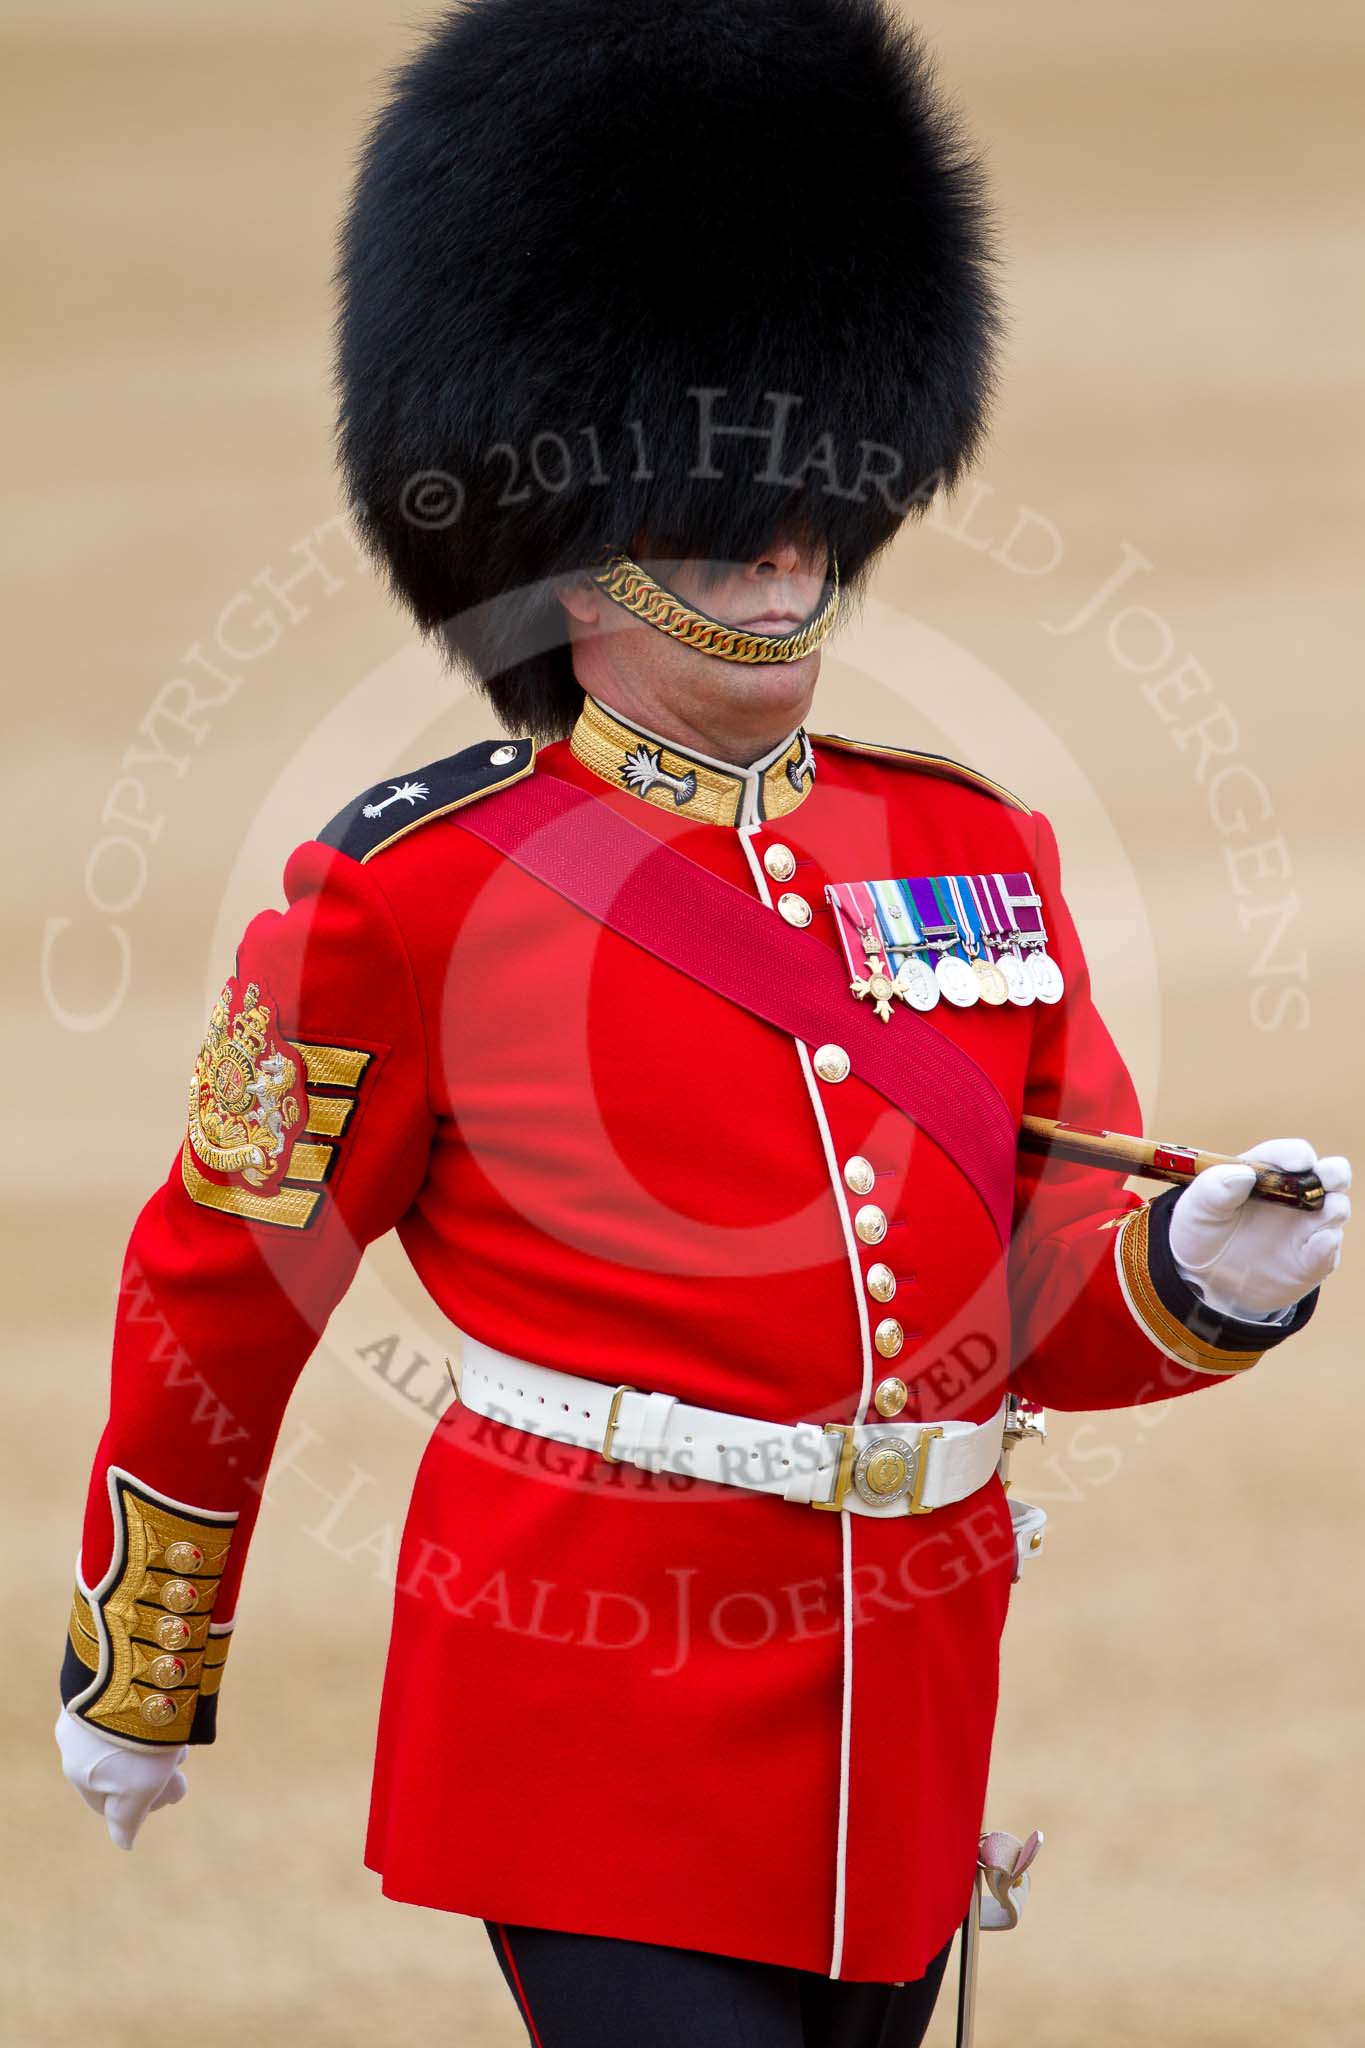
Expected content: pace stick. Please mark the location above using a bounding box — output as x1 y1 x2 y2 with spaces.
1019 1117 1324 1209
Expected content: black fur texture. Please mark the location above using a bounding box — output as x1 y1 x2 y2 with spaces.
336 0 1002 738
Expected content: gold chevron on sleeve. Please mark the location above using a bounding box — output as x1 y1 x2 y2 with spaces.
297 1043 372 1090
304 1093 355 1137
181 1144 324 1227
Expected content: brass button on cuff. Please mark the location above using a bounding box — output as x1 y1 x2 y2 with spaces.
866 1262 897 1303
64 1476 236 1747
813 1044 851 1084
778 892 812 928
854 1204 888 1245
842 1155 875 1196
874 1376 908 1418
763 843 797 883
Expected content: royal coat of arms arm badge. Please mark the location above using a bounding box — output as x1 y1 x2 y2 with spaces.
187 977 305 1190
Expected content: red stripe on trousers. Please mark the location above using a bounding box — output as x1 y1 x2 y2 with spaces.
496 1924 546 2048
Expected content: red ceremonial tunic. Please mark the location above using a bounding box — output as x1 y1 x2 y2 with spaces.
62 696 1305 1983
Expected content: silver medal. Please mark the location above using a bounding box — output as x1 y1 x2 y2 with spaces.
997 949 1034 1007
894 955 940 1012
1026 949 1065 1004
935 952 979 1007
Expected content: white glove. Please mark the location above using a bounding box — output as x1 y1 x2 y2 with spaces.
1169 1138 1351 1320
55 1706 188 1851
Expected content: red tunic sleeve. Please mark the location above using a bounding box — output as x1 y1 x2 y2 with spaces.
61 838 435 1748
1006 809 1315 1411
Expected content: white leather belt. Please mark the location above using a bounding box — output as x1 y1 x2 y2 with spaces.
454 1337 1008 1518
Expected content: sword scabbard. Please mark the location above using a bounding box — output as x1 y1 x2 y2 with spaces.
954 1869 982 2048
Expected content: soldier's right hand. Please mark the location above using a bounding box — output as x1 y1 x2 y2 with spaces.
55 1706 189 1850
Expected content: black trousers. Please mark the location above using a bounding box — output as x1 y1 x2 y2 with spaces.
484 1921 953 2048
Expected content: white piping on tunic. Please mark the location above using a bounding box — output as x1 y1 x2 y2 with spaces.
737 824 876 1979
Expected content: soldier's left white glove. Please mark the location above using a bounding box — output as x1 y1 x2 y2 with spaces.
1169 1138 1351 1320
55 1706 188 1850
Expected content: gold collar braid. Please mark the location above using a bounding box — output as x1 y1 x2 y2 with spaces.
590 552 841 664
569 695 816 827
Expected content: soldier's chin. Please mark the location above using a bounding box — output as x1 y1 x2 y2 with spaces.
715 648 822 702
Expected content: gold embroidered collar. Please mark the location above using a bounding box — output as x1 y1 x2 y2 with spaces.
569 695 816 828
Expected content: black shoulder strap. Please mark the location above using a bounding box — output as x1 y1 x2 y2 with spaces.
317 738 535 863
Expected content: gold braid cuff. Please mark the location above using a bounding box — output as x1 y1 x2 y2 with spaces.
591 552 841 664
1114 1203 1264 1375
65 1471 236 1745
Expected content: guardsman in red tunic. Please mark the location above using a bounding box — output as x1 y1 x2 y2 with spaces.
56 4 1350 2043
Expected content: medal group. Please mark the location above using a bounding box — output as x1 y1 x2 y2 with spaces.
827 872 1065 1022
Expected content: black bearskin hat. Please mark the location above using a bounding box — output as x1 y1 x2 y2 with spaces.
336 0 1001 737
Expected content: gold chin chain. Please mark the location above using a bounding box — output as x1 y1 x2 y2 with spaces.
590 552 841 664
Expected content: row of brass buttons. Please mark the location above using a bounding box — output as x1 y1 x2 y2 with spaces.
767 847 909 1428
140 1543 214 1726
841 1141 906 1388
766 840 812 928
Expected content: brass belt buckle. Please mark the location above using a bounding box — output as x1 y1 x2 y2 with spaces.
811 1421 945 1512
600 1384 638 1464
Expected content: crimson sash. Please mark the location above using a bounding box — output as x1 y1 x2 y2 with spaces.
454 773 1019 1247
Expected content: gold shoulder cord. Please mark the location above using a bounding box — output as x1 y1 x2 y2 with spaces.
591 552 841 664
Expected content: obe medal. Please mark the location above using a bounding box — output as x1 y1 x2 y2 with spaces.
849 952 902 1023
894 955 940 1012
